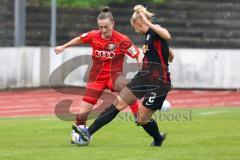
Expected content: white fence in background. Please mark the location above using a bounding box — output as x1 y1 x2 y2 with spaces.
0 47 239 89
170 49 240 89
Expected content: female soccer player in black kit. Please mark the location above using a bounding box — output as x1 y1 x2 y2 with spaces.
73 5 173 147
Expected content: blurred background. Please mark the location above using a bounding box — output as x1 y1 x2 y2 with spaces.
0 0 240 117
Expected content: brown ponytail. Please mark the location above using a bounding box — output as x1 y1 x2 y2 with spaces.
98 6 114 22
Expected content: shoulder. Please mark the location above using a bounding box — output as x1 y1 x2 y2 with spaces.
89 30 99 34
113 30 130 41
80 30 99 38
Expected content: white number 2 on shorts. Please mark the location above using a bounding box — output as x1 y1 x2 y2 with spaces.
148 92 157 103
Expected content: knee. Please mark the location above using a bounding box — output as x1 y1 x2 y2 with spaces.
136 114 151 126
114 80 128 92
113 96 128 111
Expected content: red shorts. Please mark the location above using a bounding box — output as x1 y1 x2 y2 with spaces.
83 72 122 104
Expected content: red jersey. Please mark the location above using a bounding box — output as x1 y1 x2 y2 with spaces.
79 30 140 75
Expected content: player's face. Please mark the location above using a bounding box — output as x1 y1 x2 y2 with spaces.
98 18 114 39
131 19 146 35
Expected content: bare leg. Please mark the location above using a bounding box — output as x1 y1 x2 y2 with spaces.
75 101 94 126
87 87 137 135
113 75 128 92
114 76 139 116
136 104 155 125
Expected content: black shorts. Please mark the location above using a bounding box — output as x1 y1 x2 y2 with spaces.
126 70 171 110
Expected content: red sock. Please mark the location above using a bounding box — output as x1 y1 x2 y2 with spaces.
129 100 139 118
75 114 87 126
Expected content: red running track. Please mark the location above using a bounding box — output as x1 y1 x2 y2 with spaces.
0 88 239 118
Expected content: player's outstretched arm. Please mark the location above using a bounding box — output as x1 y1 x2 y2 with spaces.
139 12 171 41
150 24 171 41
55 37 82 54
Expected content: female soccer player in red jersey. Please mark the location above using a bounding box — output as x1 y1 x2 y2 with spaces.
55 6 140 141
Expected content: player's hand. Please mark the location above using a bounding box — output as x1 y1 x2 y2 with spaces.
55 46 65 54
139 11 151 26
142 44 149 53
168 52 174 63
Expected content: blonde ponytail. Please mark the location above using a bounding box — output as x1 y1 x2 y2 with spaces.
134 5 154 18
131 5 154 24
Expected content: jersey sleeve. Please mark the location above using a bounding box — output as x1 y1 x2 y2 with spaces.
79 30 95 44
126 44 140 58
122 37 140 58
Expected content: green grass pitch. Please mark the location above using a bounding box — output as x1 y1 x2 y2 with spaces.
0 107 239 160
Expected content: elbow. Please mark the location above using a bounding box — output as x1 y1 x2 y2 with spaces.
163 28 171 41
76 37 82 42
165 33 171 41
156 26 172 41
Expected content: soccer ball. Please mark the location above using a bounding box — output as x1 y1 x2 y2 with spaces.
71 125 85 143
71 130 80 143
71 125 90 144
161 100 171 112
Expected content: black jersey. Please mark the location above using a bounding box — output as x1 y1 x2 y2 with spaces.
142 26 170 82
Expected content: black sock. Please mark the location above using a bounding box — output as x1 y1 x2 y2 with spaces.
88 104 120 135
142 119 162 143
